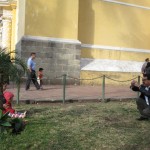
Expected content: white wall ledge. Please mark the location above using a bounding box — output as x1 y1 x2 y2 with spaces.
82 44 150 54
23 35 81 44
81 58 143 73
101 0 150 10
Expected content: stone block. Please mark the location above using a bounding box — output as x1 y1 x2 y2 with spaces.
56 59 68 65
42 41 51 48
54 65 63 71
68 60 80 66
49 66 56 72
21 51 30 58
24 40 36 47
51 42 64 49
35 40 43 47
40 58 52 64
55 71 67 76
76 44 81 50
62 65 69 71
21 37 81 82
35 46 44 53
21 40 27 46
64 43 76 50
49 78 63 85
76 55 80 60
42 47 53 52
54 48 69 54
75 49 81 55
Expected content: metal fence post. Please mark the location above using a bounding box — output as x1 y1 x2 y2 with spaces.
16 83 20 105
63 74 67 104
137 75 140 98
102 75 105 102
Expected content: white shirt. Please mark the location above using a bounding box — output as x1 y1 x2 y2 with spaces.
145 86 150 105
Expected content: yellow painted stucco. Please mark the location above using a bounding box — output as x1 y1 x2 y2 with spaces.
16 0 25 43
1 2 17 57
11 3 17 57
78 0 150 50
117 0 150 7
80 71 141 85
81 48 150 62
79 0 150 85
25 0 79 40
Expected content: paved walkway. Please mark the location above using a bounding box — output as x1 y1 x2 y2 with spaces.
6 84 137 103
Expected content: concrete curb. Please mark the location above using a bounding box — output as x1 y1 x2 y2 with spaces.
13 97 137 104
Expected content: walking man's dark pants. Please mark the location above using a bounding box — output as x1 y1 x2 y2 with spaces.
26 70 40 90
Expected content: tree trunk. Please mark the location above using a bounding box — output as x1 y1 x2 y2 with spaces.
0 73 3 93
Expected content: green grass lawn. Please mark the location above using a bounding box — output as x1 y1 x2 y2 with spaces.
1 101 150 150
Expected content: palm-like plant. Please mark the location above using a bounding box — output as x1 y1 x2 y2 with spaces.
0 48 27 93
0 110 11 134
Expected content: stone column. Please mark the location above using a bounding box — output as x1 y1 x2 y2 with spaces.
1 9 12 52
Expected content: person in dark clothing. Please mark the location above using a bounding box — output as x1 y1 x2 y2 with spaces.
0 82 8 110
141 58 149 75
130 74 150 121
145 62 150 75
25 53 40 90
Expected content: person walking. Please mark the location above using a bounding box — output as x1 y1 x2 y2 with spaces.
145 62 150 75
25 52 40 90
130 74 150 121
141 58 149 75
37 68 44 89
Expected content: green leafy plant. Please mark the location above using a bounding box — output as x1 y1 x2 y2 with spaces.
0 110 11 133
10 118 26 134
0 109 26 135
0 48 27 93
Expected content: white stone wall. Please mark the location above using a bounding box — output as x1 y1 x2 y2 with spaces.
81 58 143 73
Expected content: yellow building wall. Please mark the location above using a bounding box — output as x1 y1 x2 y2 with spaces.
23 0 150 84
11 4 17 57
16 0 25 44
80 71 140 85
2 3 16 57
78 0 150 49
81 48 150 62
79 0 150 84
117 0 150 7
25 0 79 40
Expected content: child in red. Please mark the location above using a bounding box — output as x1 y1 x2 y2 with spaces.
37 68 44 89
3 91 26 118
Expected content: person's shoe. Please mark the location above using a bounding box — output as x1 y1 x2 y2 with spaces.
136 116 149 121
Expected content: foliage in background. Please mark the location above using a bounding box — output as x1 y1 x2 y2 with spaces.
0 48 27 92
0 110 11 134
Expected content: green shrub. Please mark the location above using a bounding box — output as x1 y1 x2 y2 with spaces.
0 110 11 134
0 109 26 135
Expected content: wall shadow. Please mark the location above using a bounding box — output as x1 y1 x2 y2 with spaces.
78 0 95 45
78 0 95 70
